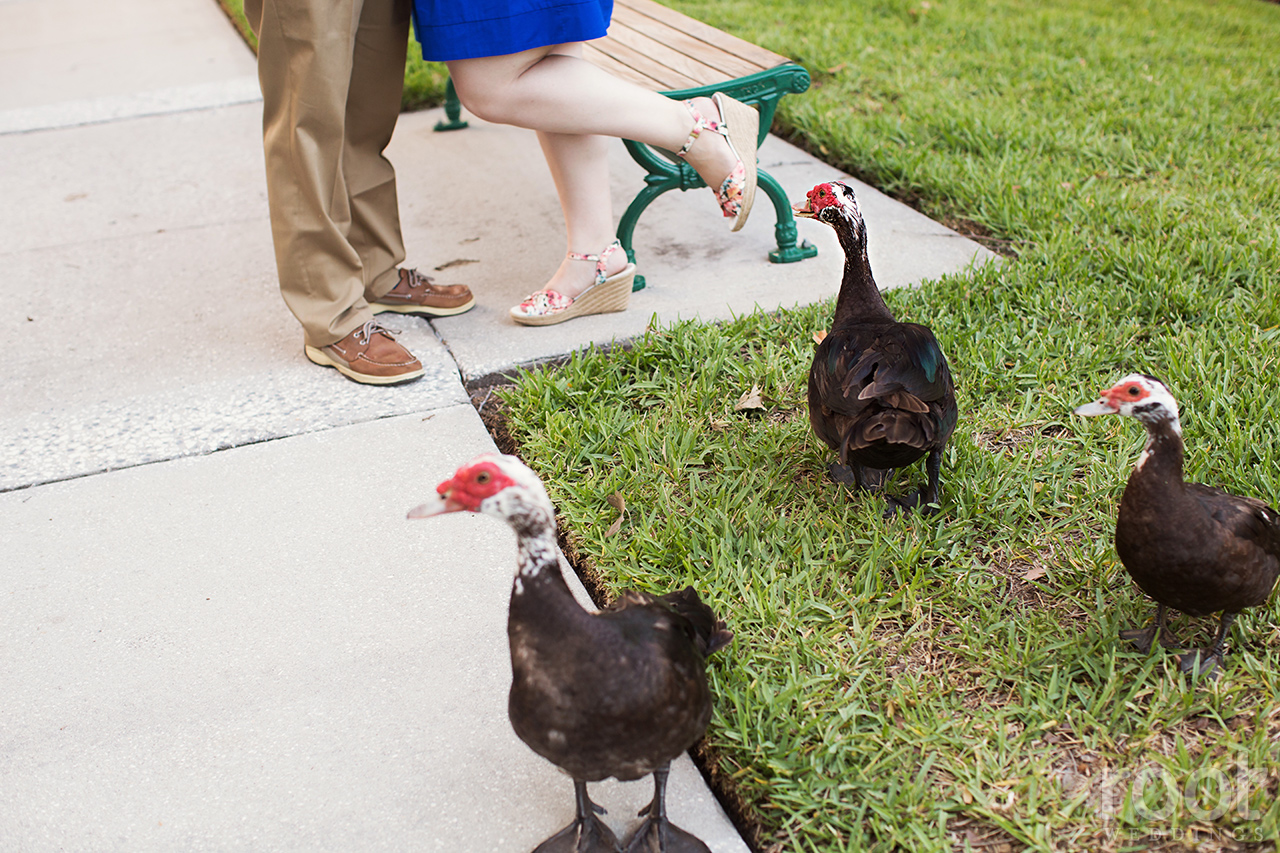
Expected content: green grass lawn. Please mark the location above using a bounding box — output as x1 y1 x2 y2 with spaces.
489 1 1280 851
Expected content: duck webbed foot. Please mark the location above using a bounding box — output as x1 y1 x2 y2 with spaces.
829 463 892 494
828 463 860 488
622 765 710 853
1174 613 1235 680
1176 648 1224 679
533 780 621 853
623 819 709 853
883 452 944 517
882 487 939 518
1118 624 1181 653
1118 606 1180 653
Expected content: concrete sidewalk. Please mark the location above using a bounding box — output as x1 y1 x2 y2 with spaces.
0 1 997 850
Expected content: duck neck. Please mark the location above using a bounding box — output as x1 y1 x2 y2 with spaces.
512 520 561 592
831 220 894 328
1126 416 1186 499
508 522 588 626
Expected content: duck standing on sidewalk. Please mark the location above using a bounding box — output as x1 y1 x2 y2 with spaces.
410 454 732 852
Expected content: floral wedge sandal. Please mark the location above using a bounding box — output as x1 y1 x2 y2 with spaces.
679 93 760 232
510 240 636 326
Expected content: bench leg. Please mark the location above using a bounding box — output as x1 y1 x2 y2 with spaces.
616 178 681 292
615 166 817 289
756 169 818 264
434 77 469 132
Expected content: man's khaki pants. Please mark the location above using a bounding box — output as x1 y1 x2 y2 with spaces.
246 0 411 347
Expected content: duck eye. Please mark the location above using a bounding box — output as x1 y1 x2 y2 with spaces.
1127 386 1140 396
476 471 491 484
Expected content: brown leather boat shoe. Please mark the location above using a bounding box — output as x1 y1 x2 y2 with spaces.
303 319 425 385
372 268 475 317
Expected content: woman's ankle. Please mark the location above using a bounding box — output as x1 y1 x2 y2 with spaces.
681 97 737 192
543 243 630 299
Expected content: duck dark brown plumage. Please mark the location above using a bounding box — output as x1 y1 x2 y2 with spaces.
409 454 731 853
1076 374 1280 677
795 180 958 515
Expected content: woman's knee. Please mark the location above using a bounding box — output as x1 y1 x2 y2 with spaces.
447 53 540 124
448 77 506 123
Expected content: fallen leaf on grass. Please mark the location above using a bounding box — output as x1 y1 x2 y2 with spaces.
604 493 625 537
1021 566 1047 582
813 330 828 344
735 384 765 413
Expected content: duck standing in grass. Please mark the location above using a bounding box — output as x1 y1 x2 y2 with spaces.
409 454 731 853
794 180 957 516
1076 374 1280 676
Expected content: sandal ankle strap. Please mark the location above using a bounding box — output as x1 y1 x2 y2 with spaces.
676 100 727 158
567 239 624 286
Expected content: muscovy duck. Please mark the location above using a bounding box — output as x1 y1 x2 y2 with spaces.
1076 374 1280 676
408 454 731 853
794 180 958 515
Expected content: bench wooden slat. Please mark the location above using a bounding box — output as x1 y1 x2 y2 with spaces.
601 19 739 89
590 30 709 90
616 0 792 73
589 42 700 91
581 43 668 90
607 6 764 83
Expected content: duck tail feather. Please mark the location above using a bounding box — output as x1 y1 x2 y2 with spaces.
660 586 732 657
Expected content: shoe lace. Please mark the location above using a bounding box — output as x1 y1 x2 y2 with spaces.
354 319 397 346
403 268 435 291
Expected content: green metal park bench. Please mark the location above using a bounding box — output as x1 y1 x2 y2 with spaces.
436 0 817 289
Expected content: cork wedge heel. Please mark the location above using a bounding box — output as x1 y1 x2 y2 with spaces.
510 240 635 327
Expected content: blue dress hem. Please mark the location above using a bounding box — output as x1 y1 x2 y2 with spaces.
414 0 613 62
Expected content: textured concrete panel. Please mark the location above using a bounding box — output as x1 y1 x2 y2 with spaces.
0 0 257 113
0 319 465 491
0 77 262 134
0 105 468 491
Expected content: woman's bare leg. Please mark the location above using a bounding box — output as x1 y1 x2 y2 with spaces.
536 128 630 298
446 46 738 206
